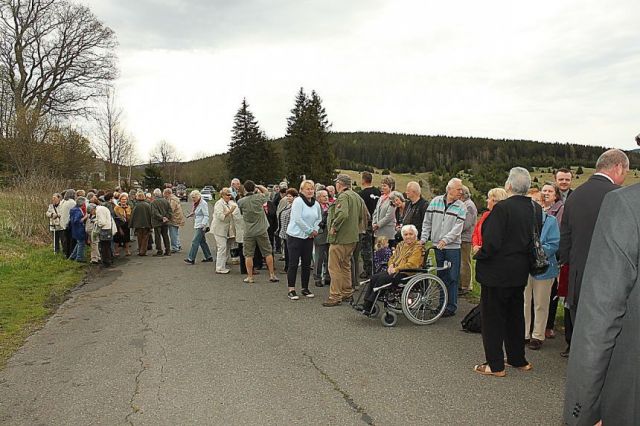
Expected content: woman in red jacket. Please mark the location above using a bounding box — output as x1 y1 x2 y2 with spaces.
472 188 508 254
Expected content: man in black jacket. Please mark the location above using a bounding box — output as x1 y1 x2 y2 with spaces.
403 181 428 238
357 171 380 278
473 167 538 376
558 149 629 357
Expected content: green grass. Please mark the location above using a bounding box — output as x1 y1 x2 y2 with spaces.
0 233 85 369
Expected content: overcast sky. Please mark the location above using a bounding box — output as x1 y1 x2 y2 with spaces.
83 0 640 161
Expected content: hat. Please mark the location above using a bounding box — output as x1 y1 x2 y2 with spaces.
334 174 352 186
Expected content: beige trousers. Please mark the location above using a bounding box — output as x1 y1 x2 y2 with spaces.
460 242 473 290
524 276 554 341
328 243 357 302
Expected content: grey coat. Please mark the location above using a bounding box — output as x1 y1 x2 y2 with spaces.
564 185 640 425
372 196 396 239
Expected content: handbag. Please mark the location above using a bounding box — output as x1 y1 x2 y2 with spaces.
529 201 550 276
99 217 115 241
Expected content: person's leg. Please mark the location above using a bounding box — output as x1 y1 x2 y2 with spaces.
322 244 330 284
532 278 553 342
243 237 256 279
199 231 212 260
363 272 392 307
161 225 170 255
187 228 202 261
283 240 289 272
300 238 314 290
444 249 461 313
546 278 559 333
214 235 228 271
460 242 472 291
139 229 149 255
75 239 86 262
154 227 162 254
275 235 281 254
313 241 322 283
523 276 534 340
69 241 78 260
239 243 247 274
504 286 528 367
147 231 154 250
341 243 357 299
480 284 507 372
100 241 112 266
327 244 343 303
169 225 179 252
287 236 302 290
360 230 373 278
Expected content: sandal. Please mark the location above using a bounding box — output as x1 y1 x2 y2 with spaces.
243 277 254 284
505 360 533 371
473 363 506 377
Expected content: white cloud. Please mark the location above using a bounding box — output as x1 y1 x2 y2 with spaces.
83 0 640 160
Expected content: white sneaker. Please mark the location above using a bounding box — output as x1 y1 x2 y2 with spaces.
216 269 230 274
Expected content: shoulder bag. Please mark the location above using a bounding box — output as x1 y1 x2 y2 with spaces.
529 201 549 276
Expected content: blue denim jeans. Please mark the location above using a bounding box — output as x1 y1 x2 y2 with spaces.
69 239 86 262
187 227 212 261
435 248 461 314
168 225 181 251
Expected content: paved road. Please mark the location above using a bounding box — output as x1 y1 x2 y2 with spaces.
0 220 567 425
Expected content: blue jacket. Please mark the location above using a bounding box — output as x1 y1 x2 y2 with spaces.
286 197 322 239
69 207 86 241
533 213 560 280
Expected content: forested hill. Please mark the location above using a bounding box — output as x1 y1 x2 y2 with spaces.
321 132 640 173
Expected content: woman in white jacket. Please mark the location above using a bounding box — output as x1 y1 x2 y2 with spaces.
210 188 237 274
89 203 117 267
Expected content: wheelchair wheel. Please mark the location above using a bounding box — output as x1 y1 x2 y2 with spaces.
401 273 448 325
381 310 397 327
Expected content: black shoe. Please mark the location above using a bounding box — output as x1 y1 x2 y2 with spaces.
560 347 570 358
301 288 314 298
288 291 299 300
153 251 163 257
201 258 213 263
184 258 195 265
314 280 323 287
323 279 331 286
441 310 456 317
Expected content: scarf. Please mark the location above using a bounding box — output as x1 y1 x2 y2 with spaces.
302 196 316 208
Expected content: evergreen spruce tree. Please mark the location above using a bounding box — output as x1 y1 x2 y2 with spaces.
227 98 281 184
284 88 336 187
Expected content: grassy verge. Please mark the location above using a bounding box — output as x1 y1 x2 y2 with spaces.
0 233 85 369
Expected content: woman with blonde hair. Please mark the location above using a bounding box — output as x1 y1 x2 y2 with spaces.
372 176 397 240
114 193 133 257
285 180 322 300
472 188 508 254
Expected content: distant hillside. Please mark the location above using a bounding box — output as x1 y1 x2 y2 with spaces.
174 132 640 187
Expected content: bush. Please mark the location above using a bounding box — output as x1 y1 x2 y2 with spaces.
0 176 68 244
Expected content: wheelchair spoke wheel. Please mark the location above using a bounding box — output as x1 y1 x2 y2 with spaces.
401 274 448 325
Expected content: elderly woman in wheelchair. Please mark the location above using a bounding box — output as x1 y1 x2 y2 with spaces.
356 224 450 326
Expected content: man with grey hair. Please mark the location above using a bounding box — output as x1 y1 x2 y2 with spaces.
473 166 537 376
420 177 466 317
164 188 185 253
558 148 629 358
59 189 77 258
151 188 172 256
230 178 242 200
460 185 477 295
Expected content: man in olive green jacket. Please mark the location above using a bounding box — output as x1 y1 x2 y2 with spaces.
323 174 365 306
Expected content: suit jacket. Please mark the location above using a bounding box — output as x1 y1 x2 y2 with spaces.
475 195 540 288
564 185 640 425
558 175 619 308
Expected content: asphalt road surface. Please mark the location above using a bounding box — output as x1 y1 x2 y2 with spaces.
0 216 567 425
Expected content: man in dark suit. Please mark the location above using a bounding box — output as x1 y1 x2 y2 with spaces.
473 167 538 376
558 149 629 357
564 184 639 425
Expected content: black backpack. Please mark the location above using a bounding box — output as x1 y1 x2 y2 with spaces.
461 305 481 333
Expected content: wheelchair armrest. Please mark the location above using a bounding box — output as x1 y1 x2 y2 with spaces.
395 268 428 274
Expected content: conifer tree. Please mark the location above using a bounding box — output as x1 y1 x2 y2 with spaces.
227 98 281 184
284 88 336 187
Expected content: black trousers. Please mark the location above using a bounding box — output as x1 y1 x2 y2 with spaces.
565 307 575 347
480 284 528 372
154 225 170 254
363 272 401 307
546 278 559 330
61 228 76 258
287 236 313 289
282 240 289 272
99 240 113 266
52 230 63 254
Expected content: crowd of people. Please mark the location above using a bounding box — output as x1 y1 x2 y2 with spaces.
45 147 638 424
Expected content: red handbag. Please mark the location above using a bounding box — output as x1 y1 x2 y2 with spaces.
558 264 570 297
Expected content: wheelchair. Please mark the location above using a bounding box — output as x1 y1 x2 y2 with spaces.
352 247 450 327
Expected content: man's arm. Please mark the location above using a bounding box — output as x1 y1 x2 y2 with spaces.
558 200 572 264
564 190 638 425
420 200 435 244
331 193 349 233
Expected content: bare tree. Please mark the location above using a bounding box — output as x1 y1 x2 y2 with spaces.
0 0 117 177
150 140 181 184
94 88 134 180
